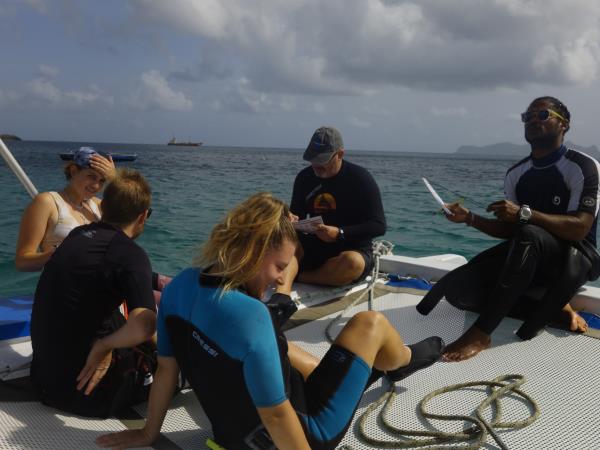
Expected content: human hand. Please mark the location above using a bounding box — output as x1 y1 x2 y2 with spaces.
95 428 156 449
486 200 520 222
444 202 470 224
90 154 116 181
314 224 339 243
77 339 113 395
288 212 299 222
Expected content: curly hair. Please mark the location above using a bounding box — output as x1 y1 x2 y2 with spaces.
530 96 571 131
196 192 298 293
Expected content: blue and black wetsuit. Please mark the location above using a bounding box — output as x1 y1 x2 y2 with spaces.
158 267 374 450
420 146 600 337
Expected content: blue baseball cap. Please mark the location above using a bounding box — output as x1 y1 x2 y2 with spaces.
72 147 99 167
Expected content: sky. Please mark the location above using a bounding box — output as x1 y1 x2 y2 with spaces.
1 0 600 152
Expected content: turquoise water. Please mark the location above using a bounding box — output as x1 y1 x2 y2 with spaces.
0 140 532 296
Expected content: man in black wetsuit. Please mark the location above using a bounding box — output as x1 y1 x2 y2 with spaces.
419 97 599 362
288 126 386 286
31 168 157 417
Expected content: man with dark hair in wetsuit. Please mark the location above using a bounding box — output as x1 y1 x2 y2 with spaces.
287 126 386 287
418 96 600 362
31 168 157 417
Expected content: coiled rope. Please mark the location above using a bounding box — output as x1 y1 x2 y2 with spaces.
326 242 540 449
343 374 539 450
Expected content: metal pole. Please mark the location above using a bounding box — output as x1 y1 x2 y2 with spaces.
0 138 38 199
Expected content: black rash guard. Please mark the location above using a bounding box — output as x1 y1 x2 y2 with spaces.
31 221 156 415
290 160 386 253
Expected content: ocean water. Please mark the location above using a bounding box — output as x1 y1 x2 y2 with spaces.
0 140 544 296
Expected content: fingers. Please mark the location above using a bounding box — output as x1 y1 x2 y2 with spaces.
76 363 102 394
96 429 152 449
76 364 94 391
95 431 133 449
83 366 110 395
90 155 116 179
486 200 505 212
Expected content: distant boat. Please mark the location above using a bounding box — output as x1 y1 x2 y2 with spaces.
59 152 137 162
167 137 202 147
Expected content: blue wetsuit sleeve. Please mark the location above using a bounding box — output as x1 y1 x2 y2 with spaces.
242 307 287 408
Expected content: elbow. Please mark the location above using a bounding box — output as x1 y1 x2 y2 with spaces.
143 311 156 342
142 315 157 341
15 256 34 272
14 258 25 272
131 310 157 342
572 222 591 242
374 221 386 237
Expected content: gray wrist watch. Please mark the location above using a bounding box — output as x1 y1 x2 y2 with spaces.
337 228 345 242
518 205 532 224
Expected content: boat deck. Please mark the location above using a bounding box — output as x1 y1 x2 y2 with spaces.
1 287 599 449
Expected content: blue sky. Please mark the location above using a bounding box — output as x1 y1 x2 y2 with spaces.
2 0 600 152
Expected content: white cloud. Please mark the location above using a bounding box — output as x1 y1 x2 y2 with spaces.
130 0 600 95
27 78 113 108
130 70 193 111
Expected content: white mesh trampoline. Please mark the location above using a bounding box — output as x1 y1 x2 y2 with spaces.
1 290 599 450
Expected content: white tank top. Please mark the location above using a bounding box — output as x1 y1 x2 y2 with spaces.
40 192 101 251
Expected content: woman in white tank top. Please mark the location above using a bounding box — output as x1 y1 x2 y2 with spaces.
15 147 115 271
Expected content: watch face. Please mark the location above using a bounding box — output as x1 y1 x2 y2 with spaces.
520 206 532 221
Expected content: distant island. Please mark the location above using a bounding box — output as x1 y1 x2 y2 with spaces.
454 141 600 161
0 134 22 141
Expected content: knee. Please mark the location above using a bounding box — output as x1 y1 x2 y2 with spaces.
514 224 544 247
563 248 591 286
339 252 365 277
347 311 387 334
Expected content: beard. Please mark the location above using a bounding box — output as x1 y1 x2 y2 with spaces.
525 127 562 150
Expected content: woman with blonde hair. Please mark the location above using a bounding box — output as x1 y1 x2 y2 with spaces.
97 192 444 450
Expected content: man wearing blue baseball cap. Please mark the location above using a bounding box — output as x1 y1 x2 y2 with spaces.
286 126 386 286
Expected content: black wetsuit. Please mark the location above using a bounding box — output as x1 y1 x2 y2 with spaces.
31 222 157 417
420 146 600 337
290 160 386 278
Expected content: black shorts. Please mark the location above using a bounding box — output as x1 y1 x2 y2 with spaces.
299 238 374 283
298 345 372 450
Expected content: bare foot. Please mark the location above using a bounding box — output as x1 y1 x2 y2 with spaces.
559 309 588 333
442 326 491 362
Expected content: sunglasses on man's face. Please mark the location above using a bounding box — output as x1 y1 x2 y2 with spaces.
521 109 567 124
146 208 153 219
